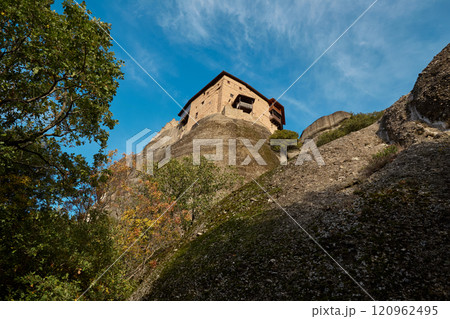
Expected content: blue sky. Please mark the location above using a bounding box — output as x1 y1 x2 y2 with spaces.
60 0 449 160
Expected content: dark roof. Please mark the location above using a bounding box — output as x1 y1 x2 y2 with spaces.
178 71 273 116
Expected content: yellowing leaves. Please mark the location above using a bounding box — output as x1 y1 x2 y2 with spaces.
100 155 184 280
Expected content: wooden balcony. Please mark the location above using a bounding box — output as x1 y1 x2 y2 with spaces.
268 98 285 130
232 94 255 114
236 101 253 113
270 110 282 129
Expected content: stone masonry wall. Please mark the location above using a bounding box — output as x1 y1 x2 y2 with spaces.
183 75 278 133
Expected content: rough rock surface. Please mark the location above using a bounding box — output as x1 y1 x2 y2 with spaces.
377 94 419 146
144 113 279 181
130 44 450 301
409 43 450 129
378 44 450 145
148 118 181 149
134 120 450 300
300 111 351 141
272 123 386 207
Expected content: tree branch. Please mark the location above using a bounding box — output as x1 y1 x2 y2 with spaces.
16 144 67 178
3 96 75 147
0 75 66 107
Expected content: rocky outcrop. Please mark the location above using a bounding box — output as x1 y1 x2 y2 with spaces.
143 113 279 181
146 118 183 150
377 93 420 146
409 43 450 129
135 119 450 301
132 44 450 301
300 111 351 141
378 44 450 145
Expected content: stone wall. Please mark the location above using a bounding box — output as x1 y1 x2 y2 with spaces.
218 75 277 133
221 104 255 122
183 75 278 133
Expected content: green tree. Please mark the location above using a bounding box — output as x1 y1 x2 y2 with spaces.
1 0 122 166
154 157 238 226
0 0 127 300
269 129 300 151
95 157 184 282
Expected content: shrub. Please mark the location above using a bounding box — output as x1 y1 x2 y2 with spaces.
364 145 399 176
316 111 384 146
14 274 80 301
94 155 239 285
372 145 399 160
97 157 184 282
269 129 301 151
154 156 240 226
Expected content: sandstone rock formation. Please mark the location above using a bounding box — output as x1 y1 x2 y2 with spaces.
378 44 450 146
131 44 450 301
409 43 450 129
377 93 419 146
134 119 450 301
143 113 279 181
300 111 351 142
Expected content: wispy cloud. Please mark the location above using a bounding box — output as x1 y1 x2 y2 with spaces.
280 95 318 118
132 0 346 53
111 0 449 134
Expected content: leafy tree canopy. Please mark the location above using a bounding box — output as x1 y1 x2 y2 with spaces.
154 156 239 225
0 0 123 175
0 0 126 300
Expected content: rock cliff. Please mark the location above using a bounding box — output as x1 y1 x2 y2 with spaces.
378 44 450 146
300 111 351 141
143 113 279 181
409 43 450 129
131 44 450 301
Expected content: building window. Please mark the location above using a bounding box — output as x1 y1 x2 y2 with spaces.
179 104 190 126
232 94 254 114
227 80 230 84
239 87 242 90
201 101 204 105
195 112 198 119
230 93 234 97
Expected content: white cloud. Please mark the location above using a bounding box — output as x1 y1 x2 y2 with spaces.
280 95 318 118
115 0 449 130
132 0 348 50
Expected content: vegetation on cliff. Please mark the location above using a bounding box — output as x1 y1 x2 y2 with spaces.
136 136 449 301
269 129 301 151
1 0 448 301
316 112 383 146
